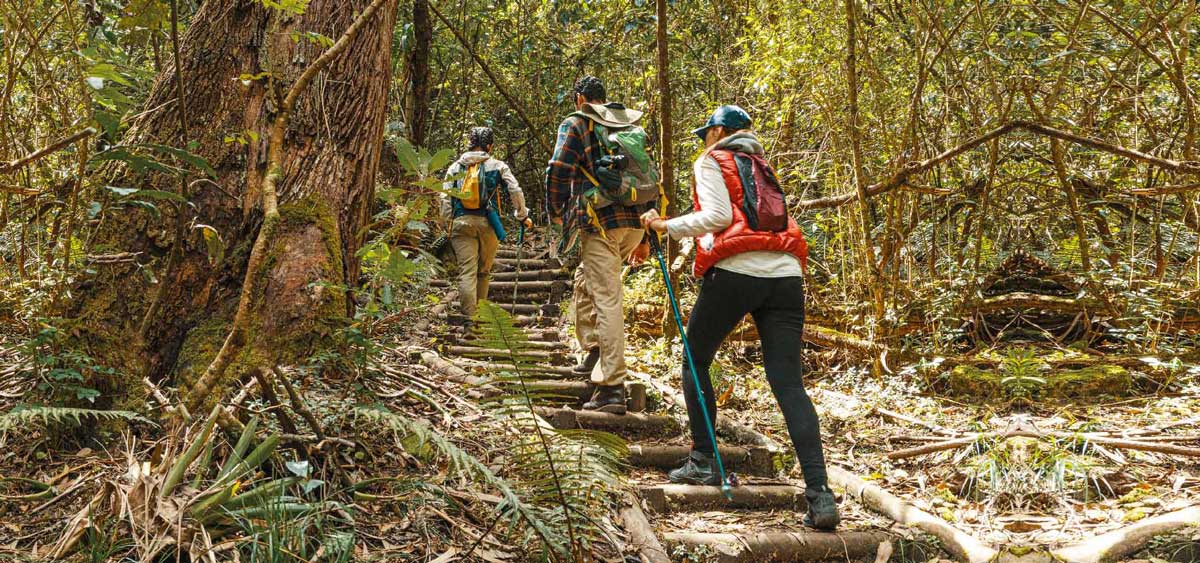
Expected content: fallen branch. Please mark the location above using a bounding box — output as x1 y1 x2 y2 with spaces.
0 128 95 175
888 429 1200 460
1052 505 1200 563
828 466 997 563
618 494 671 563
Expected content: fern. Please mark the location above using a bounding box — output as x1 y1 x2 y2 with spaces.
0 405 151 432
354 405 560 549
470 301 627 557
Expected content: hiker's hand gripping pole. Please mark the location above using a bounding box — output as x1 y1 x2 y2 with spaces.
647 233 733 499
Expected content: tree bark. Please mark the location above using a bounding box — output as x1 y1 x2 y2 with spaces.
67 0 397 401
408 0 432 146
655 0 680 338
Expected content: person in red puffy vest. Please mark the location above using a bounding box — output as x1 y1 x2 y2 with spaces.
640 105 838 530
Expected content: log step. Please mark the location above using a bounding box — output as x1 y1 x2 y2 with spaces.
457 338 568 351
483 380 647 412
493 257 560 270
626 444 776 476
443 345 567 362
451 302 559 316
662 530 893 562
640 484 805 513
487 280 567 292
535 406 682 436
491 269 567 282
447 313 556 328
452 358 574 376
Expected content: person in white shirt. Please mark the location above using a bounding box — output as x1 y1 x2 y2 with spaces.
641 106 838 531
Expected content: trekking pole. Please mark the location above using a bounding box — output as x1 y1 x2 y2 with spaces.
647 233 733 499
511 219 528 305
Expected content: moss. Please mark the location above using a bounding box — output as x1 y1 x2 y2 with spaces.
946 363 1131 400
174 316 232 392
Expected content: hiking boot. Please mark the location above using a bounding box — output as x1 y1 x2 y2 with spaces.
668 450 721 486
581 384 626 414
571 348 600 376
804 486 840 531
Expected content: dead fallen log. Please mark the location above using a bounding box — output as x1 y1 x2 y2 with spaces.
662 530 894 562
626 444 774 476
618 494 671 563
965 292 1096 315
829 466 997 563
640 484 803 513
1052 505 1200 563
888 429 1200 460
453 359 576 377
535 406 682 436
416 349 487 387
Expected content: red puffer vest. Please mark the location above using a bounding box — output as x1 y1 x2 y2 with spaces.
692 149 808 277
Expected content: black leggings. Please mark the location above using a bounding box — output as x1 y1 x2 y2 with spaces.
681 267 828 490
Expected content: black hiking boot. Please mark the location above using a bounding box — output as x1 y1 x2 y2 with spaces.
571 348 600 376
804 486 840 531
668 450 721 486
581 384 626 414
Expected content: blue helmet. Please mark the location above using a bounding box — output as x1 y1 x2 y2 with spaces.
692 105 752 141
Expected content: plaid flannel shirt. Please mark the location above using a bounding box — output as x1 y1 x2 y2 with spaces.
544 107 657 233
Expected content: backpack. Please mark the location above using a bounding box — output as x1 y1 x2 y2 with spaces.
731 152 787 232
456 162 488 210
574 114 661 209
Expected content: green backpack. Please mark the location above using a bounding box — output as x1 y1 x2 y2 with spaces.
574 113 662 209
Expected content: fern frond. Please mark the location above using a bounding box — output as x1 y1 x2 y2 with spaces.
0 405 151 432
354 405 563 551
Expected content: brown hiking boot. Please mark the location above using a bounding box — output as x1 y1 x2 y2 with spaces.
571 347 600 376
581 384 626 414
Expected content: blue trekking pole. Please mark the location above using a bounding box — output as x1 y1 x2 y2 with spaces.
647 233 733 499
512 218 531 304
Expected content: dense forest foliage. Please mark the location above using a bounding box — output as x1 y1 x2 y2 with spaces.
1 0 1199 561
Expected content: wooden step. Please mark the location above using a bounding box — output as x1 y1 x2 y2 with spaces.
626 444 775 476
491 269 567 282
443 345 567 362
482 380 647 412
662 530 892 562
457 338 567 351
485 280 567 292
447 313 556 328
451 302 558 316
452 358 575 376
493 257 560 270
535 406 682 436
640 484 805 513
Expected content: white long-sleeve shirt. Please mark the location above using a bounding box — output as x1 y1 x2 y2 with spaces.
664 150 803 278
440 151 528 220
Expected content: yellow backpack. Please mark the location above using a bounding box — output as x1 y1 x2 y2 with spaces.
458 163 485 210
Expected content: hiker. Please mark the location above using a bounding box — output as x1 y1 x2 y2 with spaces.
546 76 660 414
442 126 530 319
639 106 840 530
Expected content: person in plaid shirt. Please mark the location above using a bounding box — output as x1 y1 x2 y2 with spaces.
545 76 656 414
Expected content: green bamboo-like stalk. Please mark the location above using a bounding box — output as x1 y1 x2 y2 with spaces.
161 404 221 498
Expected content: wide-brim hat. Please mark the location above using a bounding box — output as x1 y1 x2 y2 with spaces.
580 103 644 128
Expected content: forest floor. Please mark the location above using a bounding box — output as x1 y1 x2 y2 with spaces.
3 271 1200 561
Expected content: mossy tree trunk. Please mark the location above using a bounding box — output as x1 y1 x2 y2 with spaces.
69 0 397 403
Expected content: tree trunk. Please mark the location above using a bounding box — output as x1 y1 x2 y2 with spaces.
408 0 432 147
655 0 680 338
67 0 397 403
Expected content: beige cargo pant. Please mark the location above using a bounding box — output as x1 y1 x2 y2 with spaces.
573 227 644 386
450 214 499 319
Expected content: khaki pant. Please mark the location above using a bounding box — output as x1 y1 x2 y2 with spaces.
450 215 499 319
573 227 644 386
